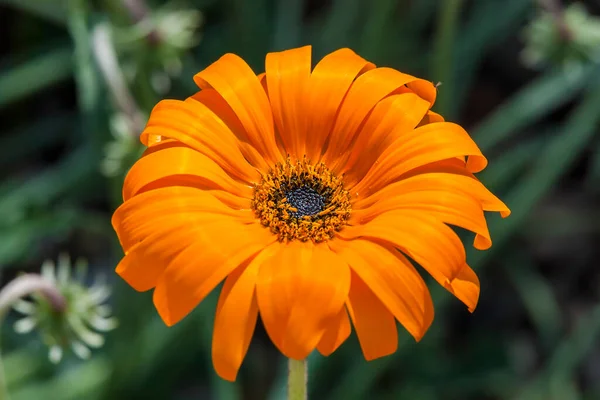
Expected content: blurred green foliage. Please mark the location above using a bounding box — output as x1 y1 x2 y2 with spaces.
0 0 599 399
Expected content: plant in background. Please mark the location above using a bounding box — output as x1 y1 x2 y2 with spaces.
11 254 118 363
111 46 510 398
522 1 600 72
100 112 145 178
116 2 204 95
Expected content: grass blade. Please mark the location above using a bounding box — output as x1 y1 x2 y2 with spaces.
472 64 598 152
515 303 600 400
469 81 600 268
0 47 72 109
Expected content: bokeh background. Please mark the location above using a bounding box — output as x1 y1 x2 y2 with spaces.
1 0 600 399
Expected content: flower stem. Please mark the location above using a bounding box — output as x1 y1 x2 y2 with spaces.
0 274 66 400
287 358 307 400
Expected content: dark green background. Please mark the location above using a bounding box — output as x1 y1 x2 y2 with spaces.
1 0 599 399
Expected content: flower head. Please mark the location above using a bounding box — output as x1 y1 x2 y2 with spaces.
13 254 118 363
112 46 510 381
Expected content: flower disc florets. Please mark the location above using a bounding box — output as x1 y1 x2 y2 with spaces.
252 157 351 242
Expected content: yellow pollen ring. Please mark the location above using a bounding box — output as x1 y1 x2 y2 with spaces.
251 157 352 242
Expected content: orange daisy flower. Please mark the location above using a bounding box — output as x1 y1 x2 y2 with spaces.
112 46 510 381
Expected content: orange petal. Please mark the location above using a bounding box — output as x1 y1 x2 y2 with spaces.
316 307 351 356
330 239 434 341
406 79 437 106
351 122 487 198
338 211 466 285
341 93 431 180
322 67 436 166
190 89 269 172
417 110 445 127
256 242 350 359
265 46 312 159
306 48 375 161
445 264 480 312
397 158 511 217
122 146 253 201
115 222 201 292
193 53 281 164
212 243 278 381
140 99 261 184
346 271 398 360
112 186 254 252
152 221 276 326
352 175 493 250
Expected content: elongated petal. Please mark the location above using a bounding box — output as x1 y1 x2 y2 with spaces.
265 46 311 159
342 93 430 180
141 99 260 183
306 48 374 160
417 110 445 126
113 186 254 252
352 176 493 250
351 122 487 198
212 243 278 381
123 146 253 201
256 242 350 359
330 239 434 341
190 89 269 171
445 264 480 312
396 158 511 217
115 221 205 292
193 53 281 164
316 307 351 356
346 272 398 360
152 222 276 326
339 211 466 284
322 67 436 166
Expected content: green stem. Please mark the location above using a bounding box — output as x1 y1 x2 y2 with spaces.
287 358 307 400
0 274 66 400
431 0 465 118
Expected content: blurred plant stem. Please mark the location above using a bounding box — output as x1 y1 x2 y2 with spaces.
91 24 145 135
0 274 66 400
66 0 101 135
431 0 464 117
288 358 307 400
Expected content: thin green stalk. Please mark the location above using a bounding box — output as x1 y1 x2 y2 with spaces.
431 0 465 117
0 274 66 400
288 358 307 400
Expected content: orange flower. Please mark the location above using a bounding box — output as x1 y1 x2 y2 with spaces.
111 46 510 381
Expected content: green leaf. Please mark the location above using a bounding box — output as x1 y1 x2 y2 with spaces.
469 81 600 268
430 0 465 116
11 357 111 400
472 64 599 152
515 303 600 400
0 146 96 228
3 349 45 389
0 0 67 25
0 47 73 109
478 131 551 191
504 250 562 351
451 0 531 116
0 113 74 169
0 209 78 268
